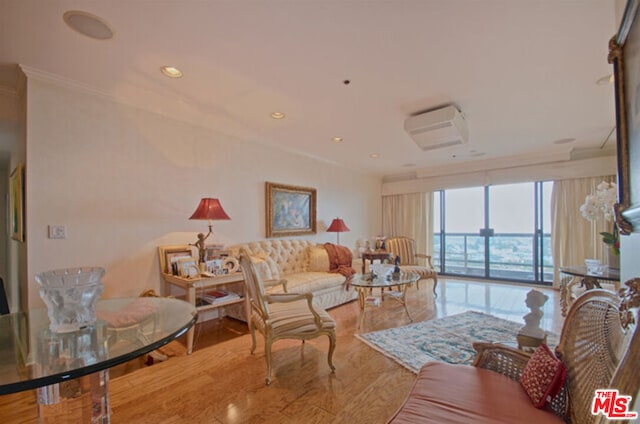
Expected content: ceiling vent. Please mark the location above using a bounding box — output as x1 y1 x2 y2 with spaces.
404 105 468 151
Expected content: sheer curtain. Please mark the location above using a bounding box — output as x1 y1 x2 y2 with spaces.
551 175 615 288
381 192 433 263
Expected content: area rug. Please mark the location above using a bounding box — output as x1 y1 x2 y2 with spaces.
356 310 559 374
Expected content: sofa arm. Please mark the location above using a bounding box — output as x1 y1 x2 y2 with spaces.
471 342 531 382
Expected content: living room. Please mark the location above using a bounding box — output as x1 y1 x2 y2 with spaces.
1 0 639 422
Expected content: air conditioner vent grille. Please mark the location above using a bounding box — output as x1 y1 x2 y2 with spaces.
404 106 468 151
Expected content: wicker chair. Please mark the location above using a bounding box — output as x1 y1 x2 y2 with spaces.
385 236 438 295
389 286 639 423
239 250 336 385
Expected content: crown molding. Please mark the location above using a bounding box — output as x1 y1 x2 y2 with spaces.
414 147 573 179
19 65 117 102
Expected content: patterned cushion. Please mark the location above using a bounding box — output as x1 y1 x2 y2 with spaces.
520 344 566 408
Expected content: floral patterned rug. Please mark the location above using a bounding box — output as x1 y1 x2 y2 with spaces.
356 310 559 373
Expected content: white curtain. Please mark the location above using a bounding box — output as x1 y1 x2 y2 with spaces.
381 192 433 262
551 175 615 288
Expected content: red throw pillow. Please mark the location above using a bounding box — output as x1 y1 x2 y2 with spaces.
520 344 566 408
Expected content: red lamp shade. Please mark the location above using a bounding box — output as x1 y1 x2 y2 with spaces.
327 218 350 233
189 198 231 221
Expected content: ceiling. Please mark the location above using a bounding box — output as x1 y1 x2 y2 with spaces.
0 0 621 178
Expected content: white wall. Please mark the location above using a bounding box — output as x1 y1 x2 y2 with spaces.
620 233 640 282
25 77 381 307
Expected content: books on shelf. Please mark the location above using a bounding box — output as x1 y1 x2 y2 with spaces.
197 290 241 306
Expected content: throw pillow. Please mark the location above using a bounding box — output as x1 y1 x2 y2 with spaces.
307 246 330 272
520 344 566 408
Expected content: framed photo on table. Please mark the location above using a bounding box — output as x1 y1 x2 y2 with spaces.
158 245 193 275
178 257 199 279
610 0 640 233
265 182 316 238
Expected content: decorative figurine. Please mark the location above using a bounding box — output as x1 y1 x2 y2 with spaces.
520 289 549 339
190 232 209 264
392 255 401 280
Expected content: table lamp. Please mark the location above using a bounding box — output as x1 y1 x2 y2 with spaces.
327 218 350 245
189 198 230 263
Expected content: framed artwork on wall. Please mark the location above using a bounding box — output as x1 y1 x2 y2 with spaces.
265 182 316 238
610 0 640 234
9 163 24 242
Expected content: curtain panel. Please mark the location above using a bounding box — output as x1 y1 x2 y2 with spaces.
381 192 433 264
551 175 615 288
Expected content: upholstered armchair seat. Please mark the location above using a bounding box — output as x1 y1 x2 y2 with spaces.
256 296 336 337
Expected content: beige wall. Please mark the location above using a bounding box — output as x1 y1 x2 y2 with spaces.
24 76 381 307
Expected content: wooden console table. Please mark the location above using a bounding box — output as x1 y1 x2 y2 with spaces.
361 250 392 273
161 272 247 354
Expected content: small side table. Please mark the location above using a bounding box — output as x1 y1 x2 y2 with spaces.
517 332 547 352
361 251 392 274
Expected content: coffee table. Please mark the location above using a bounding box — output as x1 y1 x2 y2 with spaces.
350 272 419 329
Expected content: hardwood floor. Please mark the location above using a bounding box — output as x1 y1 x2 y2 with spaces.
0 278 563 423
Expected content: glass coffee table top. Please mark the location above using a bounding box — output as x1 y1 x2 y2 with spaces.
351 272 420 289
351 272 419 329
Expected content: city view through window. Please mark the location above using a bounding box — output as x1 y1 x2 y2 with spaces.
433 182 553 284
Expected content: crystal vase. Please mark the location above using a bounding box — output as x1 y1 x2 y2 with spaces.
35 267 105 333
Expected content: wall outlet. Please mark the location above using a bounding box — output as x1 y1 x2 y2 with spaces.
48 225 67 239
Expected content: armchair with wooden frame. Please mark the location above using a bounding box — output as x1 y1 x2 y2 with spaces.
385 236 438 296
389 283 639 423
239 250 336 385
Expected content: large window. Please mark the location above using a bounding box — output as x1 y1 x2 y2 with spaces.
433 181 553 284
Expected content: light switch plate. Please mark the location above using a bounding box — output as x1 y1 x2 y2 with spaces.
48 225 67 239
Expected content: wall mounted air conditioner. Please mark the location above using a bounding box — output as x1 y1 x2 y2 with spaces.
404 105 468 151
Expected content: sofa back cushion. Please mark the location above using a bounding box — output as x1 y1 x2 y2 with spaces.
228 240 317 275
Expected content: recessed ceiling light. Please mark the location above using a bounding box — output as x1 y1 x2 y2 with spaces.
160 66 183 78
469 152 486 157
271 112 285 119
369 153 380 158
553 137 576 145
332 137 343 143
596 74 614 85
63 10 114 40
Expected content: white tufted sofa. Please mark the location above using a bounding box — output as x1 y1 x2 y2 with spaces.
228 239 358 310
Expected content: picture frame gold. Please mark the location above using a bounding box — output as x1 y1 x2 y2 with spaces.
158 245 194 275
9 163 24 242
610 0 640 234
265 182 316 238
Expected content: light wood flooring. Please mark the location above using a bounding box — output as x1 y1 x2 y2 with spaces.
0 278 564 423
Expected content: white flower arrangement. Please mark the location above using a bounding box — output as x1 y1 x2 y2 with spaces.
580 181 619 255
580 181 617 222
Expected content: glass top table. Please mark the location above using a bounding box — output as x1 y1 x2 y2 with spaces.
350 272 419 329
559 266 621 316
0 296 196 413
